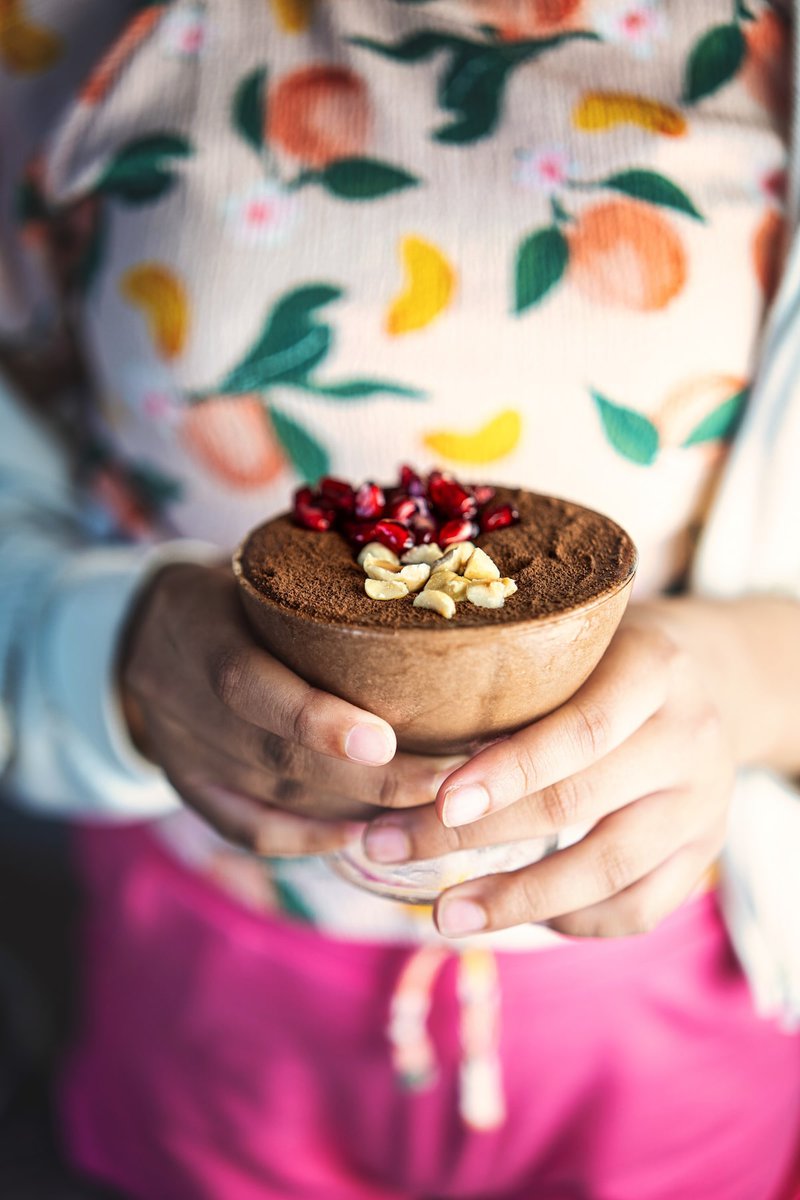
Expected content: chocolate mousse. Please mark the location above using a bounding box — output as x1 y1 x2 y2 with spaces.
240 487 636 629
233 471 637 753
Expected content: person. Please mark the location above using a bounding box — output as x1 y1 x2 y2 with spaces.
1 1 800 1196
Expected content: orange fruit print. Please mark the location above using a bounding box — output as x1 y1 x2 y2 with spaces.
469 0 583 36
752 207 786 304
568 199 687 311
741 9 791 120
180 396 285 489
268 66 372 167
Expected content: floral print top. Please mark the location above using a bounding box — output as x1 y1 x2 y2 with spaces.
0 0 791 933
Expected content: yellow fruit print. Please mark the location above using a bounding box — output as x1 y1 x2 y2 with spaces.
269 0 314 34
0 0 63 74
423 409 522 465
572 92 687 138
120 264 190 361
386 236 456 336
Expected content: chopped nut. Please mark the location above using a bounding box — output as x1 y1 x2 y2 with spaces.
427 569 468 601
432 542 475 573
413 589 456 619
365 578 408 600
466 581 507 609
463 546 501 581
358 542 399 568
400 543 443 566
499 577 518 597
363 556 402 582
397 563 431 592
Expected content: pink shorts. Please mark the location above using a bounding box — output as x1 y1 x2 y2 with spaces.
60 823 800 1200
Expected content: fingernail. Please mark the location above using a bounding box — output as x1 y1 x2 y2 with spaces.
343 822 369 843
363 824 411 864
345 723 394 765
437 898 487 937
442 784 491 827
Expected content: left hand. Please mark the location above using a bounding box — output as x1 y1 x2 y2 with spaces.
362 604 737 938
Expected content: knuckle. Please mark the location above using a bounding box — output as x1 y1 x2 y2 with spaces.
289 687 328 749
272 775 304 806
541 776 583 829
376 771 403 809
512 869 549 923
210 646 249 710
261 731 300 778
508 744 539 798
569 700 612 762
595 841 636 895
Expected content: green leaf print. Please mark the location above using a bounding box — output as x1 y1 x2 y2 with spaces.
592 391 660 466
601 170 705 222
233 67 267 154
316 157 419 200
435 48 512 143
683 24 747 104
682 388 748 446
351 31 462 65
97 134 193 205
267 406 330 483
352 30 599 145
302 379 424 400
220 285 341 393
214 285 426 403
75 205 108 296
514 226 569 313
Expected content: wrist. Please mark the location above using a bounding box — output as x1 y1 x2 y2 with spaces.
628 595 800 773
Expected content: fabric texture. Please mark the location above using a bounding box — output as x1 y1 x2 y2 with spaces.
60 821 800 1200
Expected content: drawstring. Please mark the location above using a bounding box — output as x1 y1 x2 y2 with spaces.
386 944 506 1131
457 948 506 1130
388 945 449 1089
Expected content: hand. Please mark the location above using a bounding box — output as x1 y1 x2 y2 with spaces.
361 603 737 938
120 562 450 856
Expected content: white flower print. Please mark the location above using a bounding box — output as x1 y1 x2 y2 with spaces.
591 0 668 59
224 180 300 247
514 146 574 196
160 5 209 59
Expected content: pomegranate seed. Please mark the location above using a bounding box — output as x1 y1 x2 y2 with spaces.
373 519 415 555
429 475 477 519
343 519 381 546
439 517 477 546
410 514 438 545
386 496 417 522
294 487 335 532
320 476 355 512
480 503 519 533
354 482 385 520
400 464 425 496
472 485 496 506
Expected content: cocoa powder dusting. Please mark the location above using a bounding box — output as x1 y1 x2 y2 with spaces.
242 489 636 629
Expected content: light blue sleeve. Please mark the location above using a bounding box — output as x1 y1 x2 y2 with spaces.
0 373 215 818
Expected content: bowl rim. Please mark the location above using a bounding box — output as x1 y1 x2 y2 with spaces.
231 535 638 638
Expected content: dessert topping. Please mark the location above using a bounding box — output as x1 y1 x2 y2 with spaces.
412 589 457 619
365 578 408 601
363 538 516 619
400 543 443 566
293 466 519 554
463 546 501 581
292 467 520 619
357 542 400 568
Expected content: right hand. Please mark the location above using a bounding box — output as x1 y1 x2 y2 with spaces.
119 562 450 857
